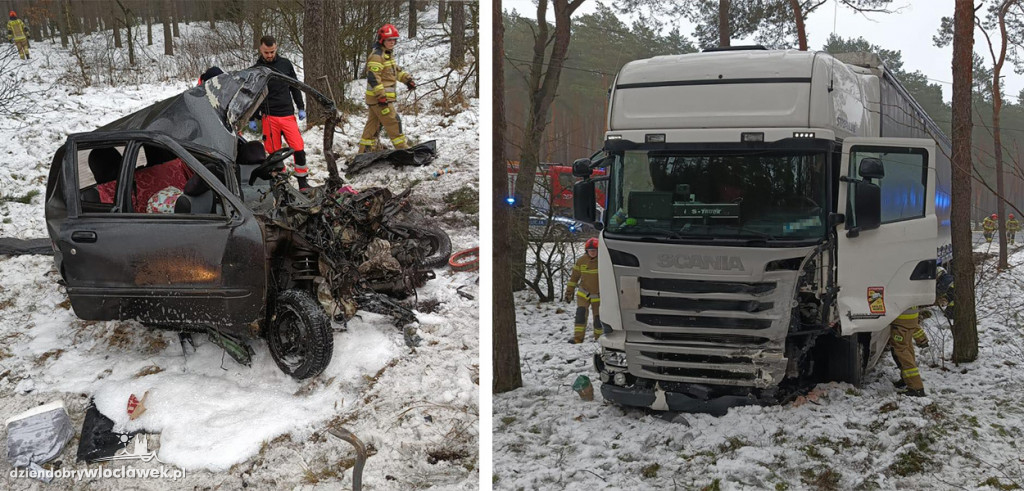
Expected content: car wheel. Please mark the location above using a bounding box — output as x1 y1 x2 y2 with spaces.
393 222 452 269
827 334 865 386
266 289 333 379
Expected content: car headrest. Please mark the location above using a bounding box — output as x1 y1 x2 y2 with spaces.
143 145 176 167
88 147 122 184
238 141 266 166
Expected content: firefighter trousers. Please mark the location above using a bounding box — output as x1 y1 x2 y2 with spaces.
359 103 408 153
574 292 601 343
889 316 924 391
14 38 28 59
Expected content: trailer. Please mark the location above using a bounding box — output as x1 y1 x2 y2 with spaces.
572 48 952 414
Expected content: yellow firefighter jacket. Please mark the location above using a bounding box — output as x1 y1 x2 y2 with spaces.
7 19 27 41
567 254 600 298
364 45 412 105
983 217 997 232
1008 218 1021 232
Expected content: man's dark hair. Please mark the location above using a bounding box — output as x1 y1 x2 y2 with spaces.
260 35 276 47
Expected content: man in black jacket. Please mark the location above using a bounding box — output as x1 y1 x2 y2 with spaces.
250 35 309 190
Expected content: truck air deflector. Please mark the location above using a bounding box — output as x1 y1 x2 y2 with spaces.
616 77 811 90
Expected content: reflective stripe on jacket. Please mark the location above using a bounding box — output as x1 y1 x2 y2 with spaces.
7 19 27 41
567 254 599 297
364 43 411 105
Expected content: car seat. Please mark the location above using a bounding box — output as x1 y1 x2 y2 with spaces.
81 147 122 208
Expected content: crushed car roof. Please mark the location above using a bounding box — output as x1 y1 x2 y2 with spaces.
97 67 276 160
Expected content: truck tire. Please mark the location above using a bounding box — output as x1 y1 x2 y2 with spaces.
266 289 333 380
828 334 865 386
393 222 452 269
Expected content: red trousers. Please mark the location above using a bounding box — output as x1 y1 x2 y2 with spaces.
261 115 307 176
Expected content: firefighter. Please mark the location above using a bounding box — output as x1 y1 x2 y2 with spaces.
564 238 601 344
248 35 309 190
983 213 998 243
358 24 415 154
1008 213 1020 245
7 11 29 60
890 306 927 397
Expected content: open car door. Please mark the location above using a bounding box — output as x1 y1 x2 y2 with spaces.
836 137 937 335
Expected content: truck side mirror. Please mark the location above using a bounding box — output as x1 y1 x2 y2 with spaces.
573 180 597 224
572 158 593 178
853 181 881 232
858 157 884 180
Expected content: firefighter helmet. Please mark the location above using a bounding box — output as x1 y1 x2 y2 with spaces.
8 11 15 18
992 214 998 219
377 24 400 44
1011 214 1016 219
585 238 599 250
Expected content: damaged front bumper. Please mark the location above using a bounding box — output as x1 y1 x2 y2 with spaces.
594 352 768 416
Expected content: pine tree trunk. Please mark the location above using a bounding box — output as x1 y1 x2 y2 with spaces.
408 0 417 38
110 6 123 48
951 0 978 363
449 1 465 69
146 2 153 45
171 0 180 37
303 0 345 127
58 0 69 47
161 0 173 55
788 0 807 50
207 0 215 29
438 0 447 23
493 0 523 393
718 0 729 47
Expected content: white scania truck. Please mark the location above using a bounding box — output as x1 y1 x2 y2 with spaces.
572 48 952 415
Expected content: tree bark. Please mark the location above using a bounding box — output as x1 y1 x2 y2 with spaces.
116 0 135 65
57 0 69 48
171 0 180 37
989 1 1012 270
438 0 447 23
449 1 465 69
161 0 172 55
788 0 807 50
109 4 123 48
408 0 417 38
146 1 153 45
303 0 346 127
718 0 730 47
511 0 585 291
207 0 215 29
951 0 978 363
494 0 523 393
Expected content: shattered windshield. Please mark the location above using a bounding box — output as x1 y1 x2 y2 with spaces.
606 149 827 242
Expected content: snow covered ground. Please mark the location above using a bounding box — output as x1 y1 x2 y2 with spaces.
494 241 1024 490
0 13 478 490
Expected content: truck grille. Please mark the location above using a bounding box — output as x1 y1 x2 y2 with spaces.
624 271 801 388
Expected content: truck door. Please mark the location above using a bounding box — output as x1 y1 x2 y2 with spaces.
836 137 937 334
56 133 266 330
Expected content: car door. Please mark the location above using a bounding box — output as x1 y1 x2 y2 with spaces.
56 131 266 332
836 137 937 335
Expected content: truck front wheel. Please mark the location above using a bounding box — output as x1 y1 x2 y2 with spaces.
827 334 866 386
266 289 333 379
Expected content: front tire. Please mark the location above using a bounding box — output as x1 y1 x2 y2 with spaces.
827 334 865 386
266 289 333 379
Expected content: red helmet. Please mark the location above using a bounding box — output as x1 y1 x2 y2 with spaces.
1011 214 1016 219
585 238 599 250
8 11 15 17
992 214 998 219
377 24 400 44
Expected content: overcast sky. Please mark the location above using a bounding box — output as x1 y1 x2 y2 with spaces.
503 0 1024 104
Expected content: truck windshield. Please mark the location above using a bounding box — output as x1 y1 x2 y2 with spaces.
606 149 827 242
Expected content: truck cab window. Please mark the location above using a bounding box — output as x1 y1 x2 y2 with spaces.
607 148 827 242
849 146 927 224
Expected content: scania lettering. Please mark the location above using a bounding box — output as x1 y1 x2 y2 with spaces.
572 48 951 415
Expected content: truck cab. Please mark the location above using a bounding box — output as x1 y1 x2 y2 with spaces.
575 49 951 414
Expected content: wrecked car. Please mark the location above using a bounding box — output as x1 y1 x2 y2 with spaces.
44 67 449 380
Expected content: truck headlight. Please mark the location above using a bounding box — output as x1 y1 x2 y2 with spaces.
602 349 627 368
613 372 627 386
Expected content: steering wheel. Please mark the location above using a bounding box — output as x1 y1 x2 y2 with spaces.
249 148 295 185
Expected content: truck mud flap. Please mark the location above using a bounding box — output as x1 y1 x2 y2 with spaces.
600 383 759 417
